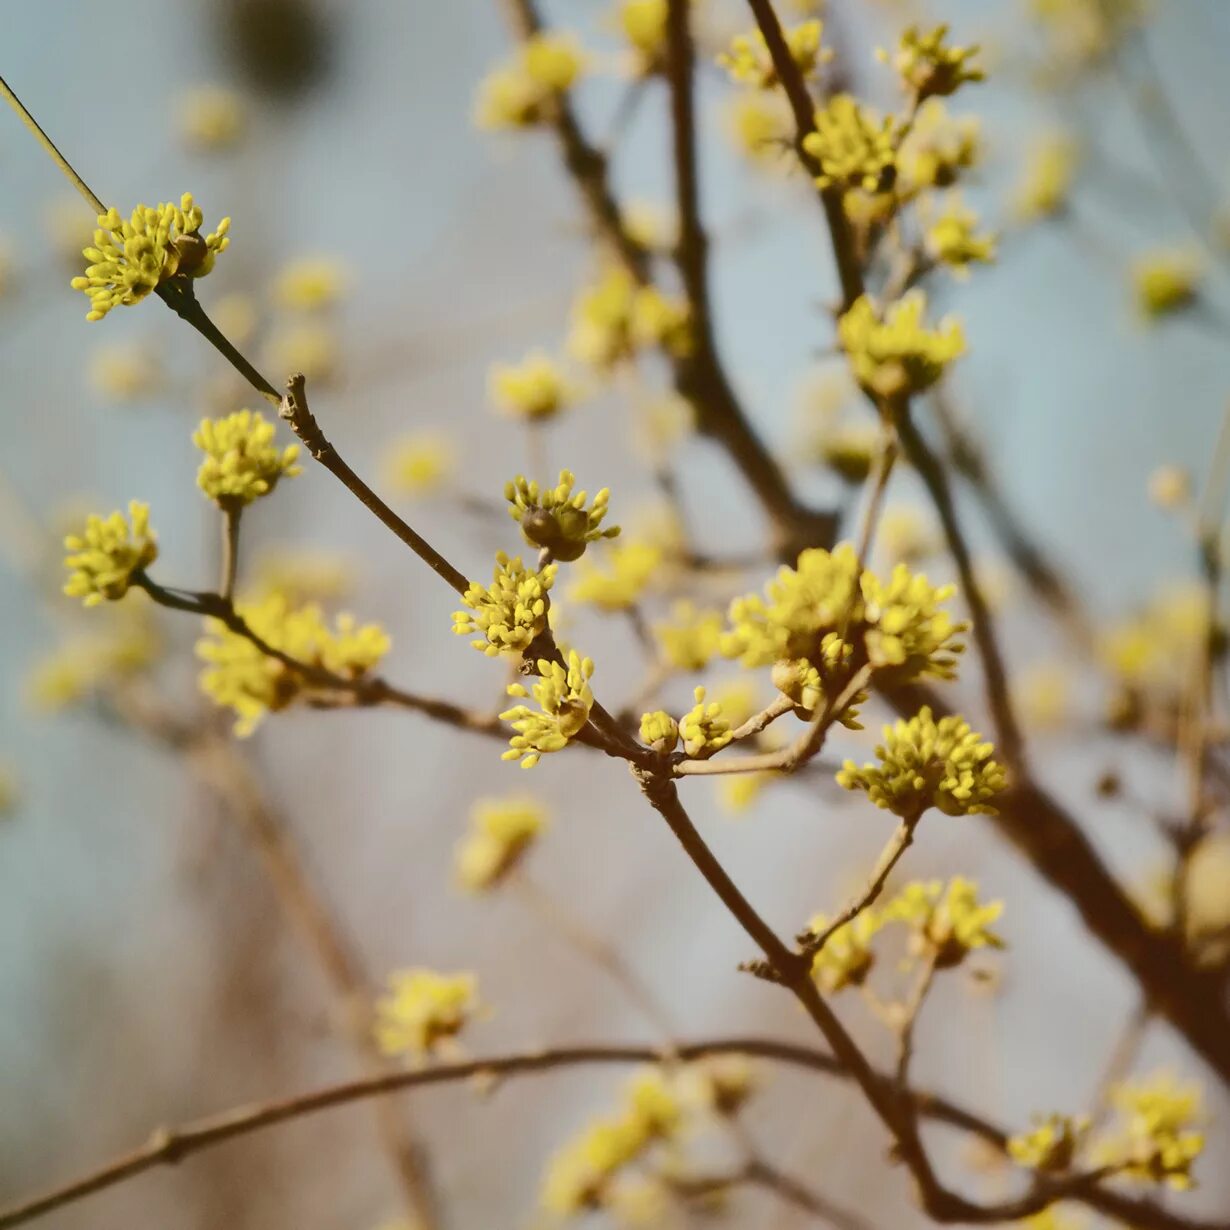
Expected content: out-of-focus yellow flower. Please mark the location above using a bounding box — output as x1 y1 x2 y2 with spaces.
717 20 830 89
212 292 259 346
632 392 695 463
884 877 1005 966
506 470 619 562
716 771 774 815
374 969 477 1059
43 196 95 270
803 95 898 193
273 256 350 312
1147 464 1191 510
1095 1073 1205 1189
72 193 230 321
501 651 595 767
27 614 160 712
265 322 340 385
88 344 163 401
197 593 389 734
879 25 983 101
1029 0 1143 75
838 292 964 401
922 194 997 277
63 501 157 606
725 91 794 168
1008 1114 1088 1173
475 33 586 130
194 409 301 509
897 100 981 195
1185 834 1230 959
876 505 940 565
806 909 883 992
1017 662 1071 732
1132 250 1202 319
383 431 457 498
0 240 13 300
622 200 677 254
178 85 245 151
654 602 724 671
453 552 557 657
705 678 760 730
456 795 547 891
1011 133 1079 222
615 0 668 74
568 541 662 611
252 548 353 605
1098 582 1207 703
838 709 1003 818
0 765 17 818
489 352 577 421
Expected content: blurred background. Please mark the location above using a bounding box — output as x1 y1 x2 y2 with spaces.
3 1 1230 1227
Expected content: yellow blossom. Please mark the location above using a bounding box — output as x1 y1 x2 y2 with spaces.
877 506 940 565
27 613 160 712
861 563 965 679
253 548 353 605
489 352 577 421
640 709 680 753
88 344 163 401
501 651 595 767
630 285 693 356
622 201 677 254
632 393 695 463
71 193 229 321
717 20 829 89
716 771 773 815
456 796 547 891
879 25 983 101
806 909 883 992
838 708 1004 817
374 969 477 1059
1147 464 1191 510
1008 1114 1089 1173
194 409 301 509
725 91 794 167
1132 251 1202 319
923 195 997 277
273 256 349 311
1012 133 1079 222
569 541 662 611
897 100 981 194
475 33 585 130
506 470 619 562
884 876 1005 966
383 431 457 497
802 94 898 194
616 0 668 73
568 266 691 368
63 501 157 606
197 593 389 734
1095 1073 1205 1189
838 292 965 401
453 552 557 657
177 85 245 151
265 322 339 385
678 687 733 757
655 602 724 671
211 292 258 345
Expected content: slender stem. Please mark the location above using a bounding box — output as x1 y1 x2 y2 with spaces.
800 813 921 955
0 75 106 214
220 506 241 602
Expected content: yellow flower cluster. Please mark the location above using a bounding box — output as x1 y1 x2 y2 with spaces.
193 410 301 509
838 708 1004 818
923 196 997 277
1012 133 1079 222
880 25 983 101
802 95 898 193
453 553 557 657
456 796 547 892
63 501 157 606
838 292 965 401
1008 1114 1089 1173
717 20 829 89
897 100 981 195
541 1069 682 1214
654 602 724 671
506 470 620 562
374 969 477 1059
677 686 733 757
885 876 1004 967
806 910 882 993
273 255 349 311
726 91 794 166
501 651 595 767
1132 251 1202 319
475 33 585 130
724 545 966 713
489 352 577 421
617 0 667 74
568 541 661 611
27 616 160 712
639 708 680 753
197 593 390 734
72 193 229 321
382 431 456 497
568 265 692 369
1103 1074 1205 1189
